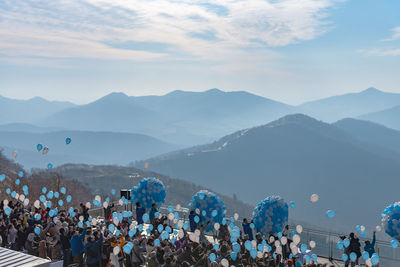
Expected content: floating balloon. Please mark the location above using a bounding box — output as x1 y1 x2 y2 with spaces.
326 210 336 219
34 227 41 235
0 174 5 182
144 163 149 169
66 195 72 203
253 195 288 235
12 151 18 158
47 163 53 170
188 190 226 231
15 179 20 185
37 144 43 151
60 187 66 194
42 147 49 155
310 194 319 203
131 177 166 209
391 240 398 248
289 201 296 208
209 253 216 262
4 207 11 216
382 202 400 242
18 171 24 178
65 137 72 145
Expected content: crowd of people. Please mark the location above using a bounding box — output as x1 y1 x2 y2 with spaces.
0 197 377 267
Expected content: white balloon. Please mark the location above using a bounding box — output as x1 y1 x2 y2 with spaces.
113 246 120 255
118 199 123 206
281 236 287 245
251 240 257 248
176 204 181 210
168 213 174 220
15 193 19 200
19 194 25 202
23 198 29 206
178 229 184 239
310 194 319 203
234 213 239 220
79 216 84 222
4 199 9 206
92 218 98 225
376 225 382 232
103 202 109 209
34 200 40 209
221 258 229 267
293 235 301 245
274 240 280 248
269 236 275 243
95 195 101 202
309 240 316 248
276 246 282 254
85 202 91 209
365 259 372 267
296 225 303 234
177 220 184 229
214 223 220 231
257 251 263 258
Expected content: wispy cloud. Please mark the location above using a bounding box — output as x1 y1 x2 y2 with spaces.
0 0 341 64
358 26 400 57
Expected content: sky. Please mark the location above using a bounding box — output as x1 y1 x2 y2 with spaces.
0 0 399 105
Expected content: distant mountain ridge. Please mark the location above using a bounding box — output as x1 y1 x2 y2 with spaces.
136 114 400 231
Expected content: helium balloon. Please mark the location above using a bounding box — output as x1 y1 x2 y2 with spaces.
47 163 53 170
37 144 43 151
15 179 20 185
350 252 357 262
326 210 336 218
209 253 216 262
188 190 226 231
144 163 149 169
66 195 72 203
0 174 5 182
289 201 296 208
382 202 400 242
34 227 41 235
12 151 18 158
253 195 288 235
4 207 11 216
18 171 24 178
65 137 72 145
391 240 398 248
60 187 66 194
42 147 49 155
310 194 319 203
371 253 379 265
131 177 166 209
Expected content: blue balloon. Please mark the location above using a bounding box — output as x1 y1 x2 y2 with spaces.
194 215 200 223
250 248 257 259
362 251 369 261
337 242 344 250
5 188 10 195
11 191 16 198
209 253 216 262
54 192 59 198
326 210 336 218
58 200 64 206
188 190 226 231
361 232 367 238
47 191 54 199
18 171 24 178
66 195 72 203
311 254 318 262
78 221 83 228
131 178 166 209
22 185 28 191
37 144 43 151
111 189 116 195
65 137 72 145
47 163 53 170
289 201 296 208
142 213 149 223
42 187 47 194
300 244 308 253
342 254 348 262
232 243 240 253
253 195 288 235
213 243 219 251
343 238 350 248
46 201 52 208
391 240 398 248
371 253 379 265
245 240 252 251
231 252 237 261
0 174 5 182
60 187 66 194
15 179 20 185
35 214 41 221
34 227 41 235
39 195 46 203
4 207 11 216
355 225 362 232
350 252 357 262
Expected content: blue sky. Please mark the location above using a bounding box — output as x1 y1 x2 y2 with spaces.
0 0 399 105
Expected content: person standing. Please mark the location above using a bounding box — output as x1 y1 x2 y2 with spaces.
135 203 145 225
364 231 376 257
189 211 197 232
60 228 71 267
349 232 361 267
85 231 103 267
242 218 253 241
149 204 157 224
70 227 87 267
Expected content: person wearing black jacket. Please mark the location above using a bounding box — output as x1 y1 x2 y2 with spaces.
60 228 71 267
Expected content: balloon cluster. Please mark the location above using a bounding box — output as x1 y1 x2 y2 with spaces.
131 177 166 209
253 195 288 235
381 202 400 242
188 190 226 231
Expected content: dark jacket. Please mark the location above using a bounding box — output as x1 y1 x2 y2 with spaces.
85 233 103 264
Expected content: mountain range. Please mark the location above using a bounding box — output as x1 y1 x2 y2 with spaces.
136 114 400 231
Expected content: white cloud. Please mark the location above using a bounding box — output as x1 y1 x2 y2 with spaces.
358 26 400 57
0 0 341 63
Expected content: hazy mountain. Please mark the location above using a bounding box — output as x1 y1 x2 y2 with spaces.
0 123 65 133
0 130 180 170
334 118 400 154
0 95 75 124
136 114 400 231
41 89 295 145
299 87 400 122
53 163 253 218
358 105 400 131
